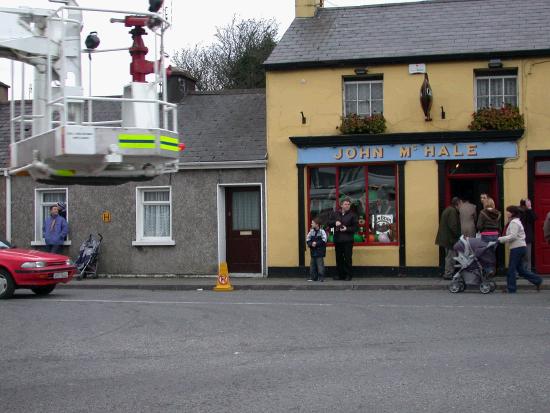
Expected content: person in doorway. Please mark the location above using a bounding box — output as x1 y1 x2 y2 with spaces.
458 198 477 237
306 218 327 282
477 197 502 243
477 197 501 276
519 199 537 272
498 206 543 293
43 205 69 254
480 193 489 209
328 198 358 281
435 197 462 280
544 211 550 243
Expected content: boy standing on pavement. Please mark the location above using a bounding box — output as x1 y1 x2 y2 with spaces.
306 218 327 282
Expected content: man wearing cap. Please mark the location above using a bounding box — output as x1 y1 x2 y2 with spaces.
43 205 69 254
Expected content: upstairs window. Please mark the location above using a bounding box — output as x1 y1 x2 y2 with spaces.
475 71 517 110
344 78 383 116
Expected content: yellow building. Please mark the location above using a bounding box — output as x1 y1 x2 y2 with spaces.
265 0 550 276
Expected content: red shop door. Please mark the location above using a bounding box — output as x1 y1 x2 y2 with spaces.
226 187 262 273
534 175 550 275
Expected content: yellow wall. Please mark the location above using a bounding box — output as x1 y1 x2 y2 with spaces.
266 59 550 269
405 161 439 266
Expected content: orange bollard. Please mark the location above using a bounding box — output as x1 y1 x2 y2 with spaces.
213 262 234 291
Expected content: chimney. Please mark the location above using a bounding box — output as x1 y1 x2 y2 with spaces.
0 82 9 103
296 0 324 18
167 68 197 104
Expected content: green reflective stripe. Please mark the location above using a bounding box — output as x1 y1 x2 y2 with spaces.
160 144 180 152
119 134 156 150
55 169 76 177
119 142 156 149
119 134 155 142
160 136 179 144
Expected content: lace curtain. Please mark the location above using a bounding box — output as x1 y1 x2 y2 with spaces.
232 191 260 231
143 191 170 237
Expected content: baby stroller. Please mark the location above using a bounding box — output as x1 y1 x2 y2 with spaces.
448 236 497 294
75 234 103 280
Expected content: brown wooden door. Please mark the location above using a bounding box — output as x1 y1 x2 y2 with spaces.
534 175 550 274
226 187 261 273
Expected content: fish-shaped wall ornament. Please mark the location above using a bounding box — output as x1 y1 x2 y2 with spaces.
420 73 433 121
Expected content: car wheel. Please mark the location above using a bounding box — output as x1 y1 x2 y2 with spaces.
0 269 15 299
31 285 56 296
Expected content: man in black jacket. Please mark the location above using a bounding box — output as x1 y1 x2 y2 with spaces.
520 198 537 271
329 198 358 281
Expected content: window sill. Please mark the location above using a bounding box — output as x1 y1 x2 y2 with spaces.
132 240 176 247
31 241 72 247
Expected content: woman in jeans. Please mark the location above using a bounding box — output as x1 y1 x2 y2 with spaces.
477 197 501 276
498 206 543 293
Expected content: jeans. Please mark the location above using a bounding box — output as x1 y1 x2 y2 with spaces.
45 244 62 254
506 246 543 293
335 241 353 280
309 257 325 281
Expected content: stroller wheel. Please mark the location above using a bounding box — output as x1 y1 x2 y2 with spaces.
480 282 492 294
448 280 463 293
489 281 497 292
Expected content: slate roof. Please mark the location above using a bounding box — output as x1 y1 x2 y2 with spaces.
265 0 550 68
0 89 266 168
178 89 266 163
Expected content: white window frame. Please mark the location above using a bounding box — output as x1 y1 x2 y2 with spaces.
132 186 175 246
474 75 518 110
32 188 71 246
343 79 384 116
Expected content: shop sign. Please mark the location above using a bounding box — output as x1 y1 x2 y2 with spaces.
297 141 517 164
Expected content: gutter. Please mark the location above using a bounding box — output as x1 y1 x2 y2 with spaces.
2 168 11 243
264 49 550 71
178 160 267 170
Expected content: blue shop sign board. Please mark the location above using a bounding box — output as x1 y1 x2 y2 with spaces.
297 141 517 164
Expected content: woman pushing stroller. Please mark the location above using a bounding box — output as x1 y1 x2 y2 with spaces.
498 206 543 293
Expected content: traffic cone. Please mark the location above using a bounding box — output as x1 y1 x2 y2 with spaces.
213 262 234 291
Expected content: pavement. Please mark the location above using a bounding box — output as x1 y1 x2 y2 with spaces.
58 275 545 291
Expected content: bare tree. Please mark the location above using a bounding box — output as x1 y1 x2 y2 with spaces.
172 16 278 91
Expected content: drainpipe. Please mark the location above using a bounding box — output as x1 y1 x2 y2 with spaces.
3 169 11 243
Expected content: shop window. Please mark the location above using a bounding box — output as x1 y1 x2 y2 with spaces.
344 79 383 116
475 74 517 110
134 186 174 246
34 188 69 244
308 164 398 245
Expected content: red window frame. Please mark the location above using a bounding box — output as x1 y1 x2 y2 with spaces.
307 163 399 246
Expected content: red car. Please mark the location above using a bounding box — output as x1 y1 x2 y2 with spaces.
0 240 76 299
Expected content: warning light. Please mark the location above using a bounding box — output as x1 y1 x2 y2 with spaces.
178 143 186 152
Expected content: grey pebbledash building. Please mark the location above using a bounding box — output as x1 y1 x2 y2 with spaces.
0 75 268 276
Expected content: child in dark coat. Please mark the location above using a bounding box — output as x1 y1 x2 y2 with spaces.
306 218 327 282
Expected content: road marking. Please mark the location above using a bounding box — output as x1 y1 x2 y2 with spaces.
42 299 550 311
48 299 333 307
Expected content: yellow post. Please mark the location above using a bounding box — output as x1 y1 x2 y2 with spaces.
213 262 234 291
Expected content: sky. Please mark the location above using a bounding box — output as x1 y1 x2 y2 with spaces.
0 0 423 97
